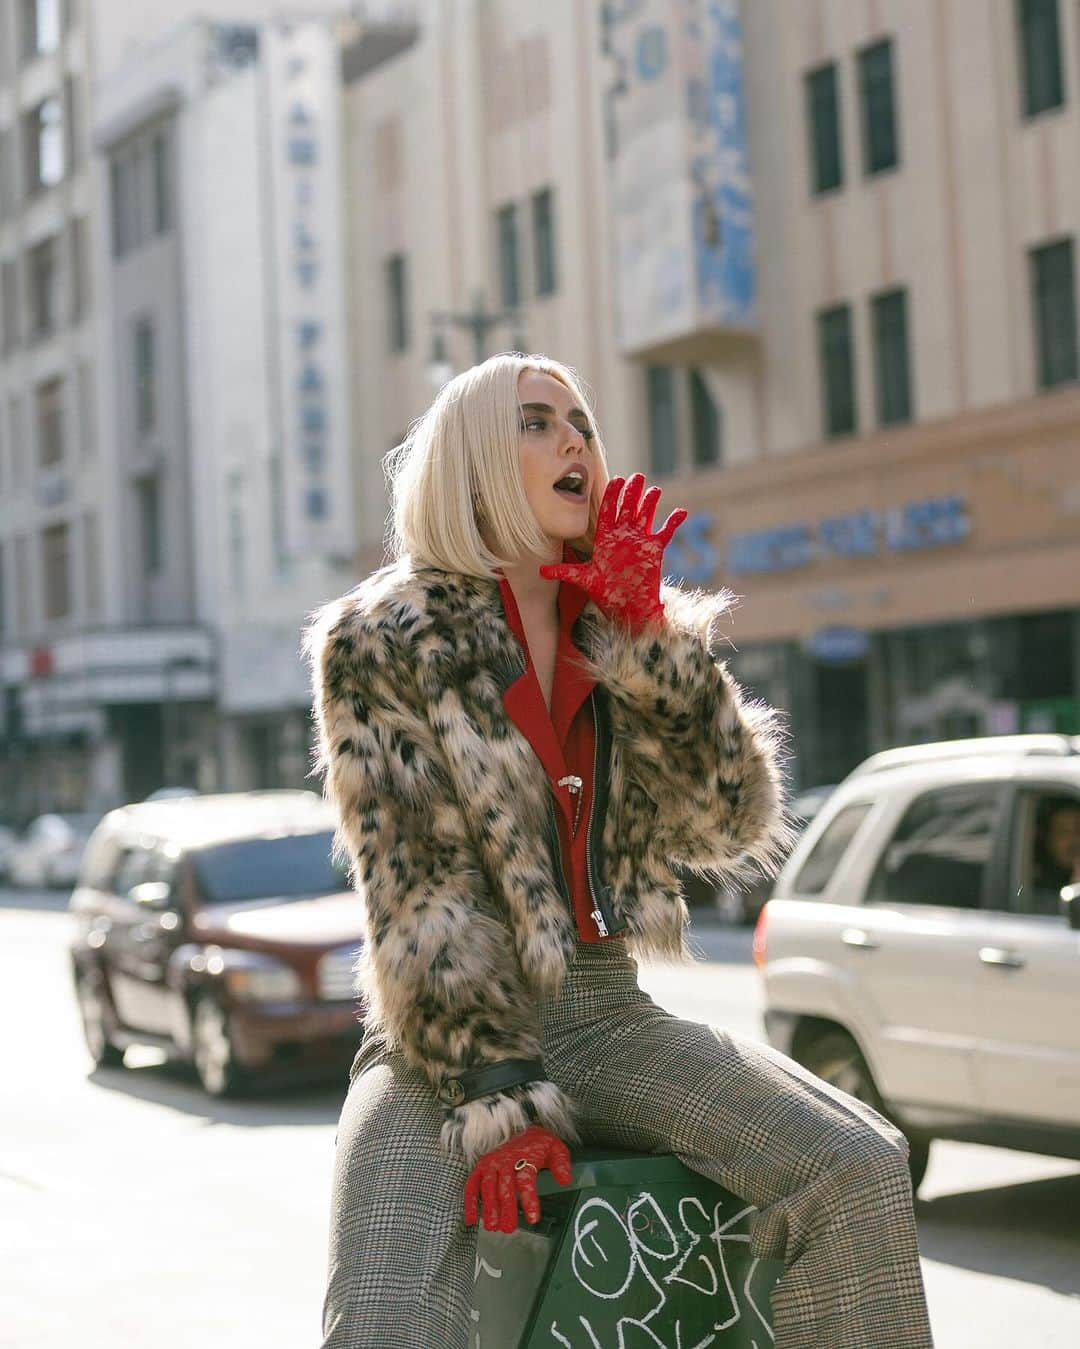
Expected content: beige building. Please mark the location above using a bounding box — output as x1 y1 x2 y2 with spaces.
342 0 1080 788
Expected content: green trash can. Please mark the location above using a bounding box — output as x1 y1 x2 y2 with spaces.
471 1149 781 1347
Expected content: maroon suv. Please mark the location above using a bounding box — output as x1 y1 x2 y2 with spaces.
69 791 365 1096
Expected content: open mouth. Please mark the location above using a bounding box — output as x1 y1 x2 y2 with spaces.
553 471 587 500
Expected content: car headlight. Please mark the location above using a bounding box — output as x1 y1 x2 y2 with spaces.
220 956 303 1003
317 945 362 1002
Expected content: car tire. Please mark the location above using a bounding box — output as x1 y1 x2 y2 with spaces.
191 994 247 1098
800 1029 931 1195
74 967 126 1069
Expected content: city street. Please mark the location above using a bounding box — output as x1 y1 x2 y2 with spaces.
3 887 1078 1349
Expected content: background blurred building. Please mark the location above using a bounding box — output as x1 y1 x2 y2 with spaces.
2 0 1079 818
0 2 404 822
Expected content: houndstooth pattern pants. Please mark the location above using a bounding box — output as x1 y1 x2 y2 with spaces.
321 940 934 1348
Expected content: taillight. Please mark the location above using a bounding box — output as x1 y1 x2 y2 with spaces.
752 902 768 969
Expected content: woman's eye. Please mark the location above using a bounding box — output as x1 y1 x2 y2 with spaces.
521 417 547 432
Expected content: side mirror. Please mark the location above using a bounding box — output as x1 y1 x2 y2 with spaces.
1061 883 1080 932
129 881 173 911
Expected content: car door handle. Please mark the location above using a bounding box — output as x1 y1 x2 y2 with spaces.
978 946 1026 970
841 928 880 950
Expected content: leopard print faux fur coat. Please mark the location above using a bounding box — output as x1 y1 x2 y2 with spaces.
304 558 790 1164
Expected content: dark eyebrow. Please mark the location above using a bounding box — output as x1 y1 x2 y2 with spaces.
520 402 590 422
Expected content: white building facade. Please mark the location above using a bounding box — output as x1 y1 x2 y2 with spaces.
0 2 390 822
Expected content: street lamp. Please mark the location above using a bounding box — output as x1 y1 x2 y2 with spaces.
427 288 527 390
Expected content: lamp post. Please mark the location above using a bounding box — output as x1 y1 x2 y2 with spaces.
427 288 527 389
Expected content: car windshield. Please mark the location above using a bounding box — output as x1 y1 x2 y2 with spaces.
194 830 349 906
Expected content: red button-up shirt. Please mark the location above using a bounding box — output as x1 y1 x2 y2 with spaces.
496 551 618 943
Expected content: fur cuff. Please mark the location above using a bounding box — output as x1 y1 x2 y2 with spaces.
439 1079 579 1167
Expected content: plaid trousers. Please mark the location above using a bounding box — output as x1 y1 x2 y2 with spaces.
321 940 934 1349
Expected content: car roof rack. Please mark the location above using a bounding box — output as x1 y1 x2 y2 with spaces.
845 733 1080 780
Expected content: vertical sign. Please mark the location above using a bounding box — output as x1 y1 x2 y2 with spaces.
263 20 353 560
606 0 756 352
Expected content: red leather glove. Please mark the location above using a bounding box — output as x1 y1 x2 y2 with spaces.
463 1125 573 1233
539 473 687 635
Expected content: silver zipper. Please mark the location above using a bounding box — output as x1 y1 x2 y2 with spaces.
557 774 584 838
584 689 616 939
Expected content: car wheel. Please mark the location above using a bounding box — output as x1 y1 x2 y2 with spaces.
801 1030 931 1194
191 995 246 1097
74 968 125 1069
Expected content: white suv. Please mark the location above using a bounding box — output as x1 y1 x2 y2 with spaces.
756 734 1080 1191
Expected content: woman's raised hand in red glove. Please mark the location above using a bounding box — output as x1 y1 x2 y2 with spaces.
463 1124 573 1233
539 473 687 636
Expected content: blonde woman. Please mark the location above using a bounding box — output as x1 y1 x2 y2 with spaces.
305 354 933 1348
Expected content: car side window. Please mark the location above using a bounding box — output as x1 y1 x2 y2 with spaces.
1011 789 1080 918
791 802 873 895
867 784 1003 910
112 847 153 898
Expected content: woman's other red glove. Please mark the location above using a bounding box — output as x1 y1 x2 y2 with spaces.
463 1124 573 1233
539 473 687 636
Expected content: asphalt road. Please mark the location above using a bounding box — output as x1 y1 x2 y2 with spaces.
2 889 1078 1348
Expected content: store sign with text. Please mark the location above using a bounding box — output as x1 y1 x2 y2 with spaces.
663 495 970 585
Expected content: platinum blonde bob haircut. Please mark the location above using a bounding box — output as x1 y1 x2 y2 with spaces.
385 353 611 577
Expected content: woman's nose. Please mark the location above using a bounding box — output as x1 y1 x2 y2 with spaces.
560 421 586 450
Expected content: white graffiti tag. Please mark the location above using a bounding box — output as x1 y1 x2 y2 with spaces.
550 1188 775 1348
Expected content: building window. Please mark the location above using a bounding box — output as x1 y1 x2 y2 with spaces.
871 288 913 425
817 304 857 437
532 187 557 296
110 141 154 259
151 131 170 235
21 0 60 60
136 474 163 575
857 38 899 175
27 235 60 340
8 395 26 495
496 203 521 309
62 75 80 173
0 130 16 222
77 360 94 459
385 253 409 353
110 158 129 257
14 534 31 631
1 259 18 355
1031 238 1078 387
35 377 64 468
689 369 722 466
1016 0 1064 117
227 470 246 594
42 521 71 622
646 365 677 475
23 97 64 195
133 315 156 436
805 62 843 195
68 215 89 323
83 510 101 617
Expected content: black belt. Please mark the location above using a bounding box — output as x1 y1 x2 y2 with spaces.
437 1057 546 1109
